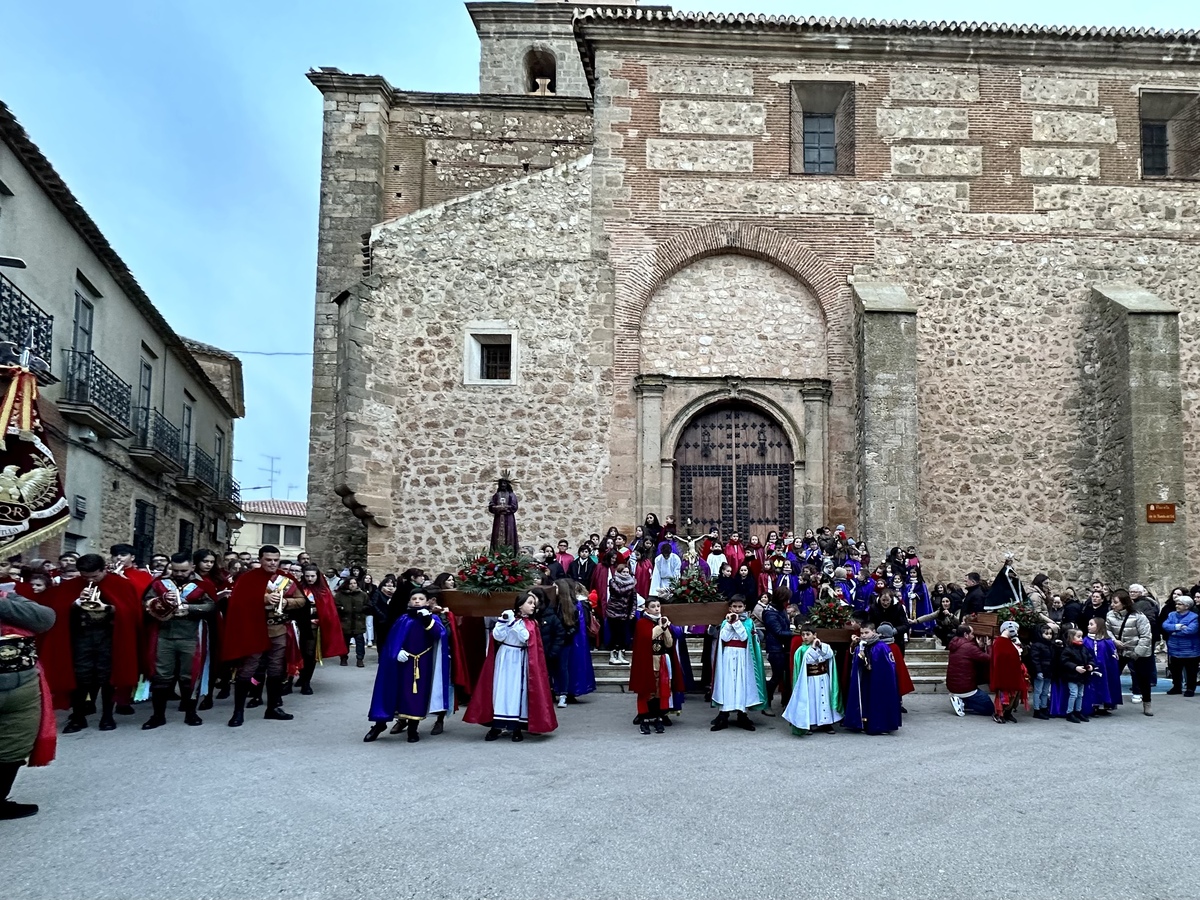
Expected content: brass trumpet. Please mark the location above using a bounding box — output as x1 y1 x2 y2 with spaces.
268 576 288 616
78 584 109 621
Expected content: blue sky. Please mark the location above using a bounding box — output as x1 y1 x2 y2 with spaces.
2 0 1197 499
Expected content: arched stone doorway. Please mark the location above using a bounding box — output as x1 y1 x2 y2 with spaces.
673 401 795 536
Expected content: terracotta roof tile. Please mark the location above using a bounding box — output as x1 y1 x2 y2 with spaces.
240 500 307 518
573 7 1200 41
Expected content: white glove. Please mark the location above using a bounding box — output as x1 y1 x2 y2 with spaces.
499 610 516 623
418 609 431 618
396 650 410 663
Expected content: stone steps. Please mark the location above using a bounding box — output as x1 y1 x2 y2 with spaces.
585 636 953 694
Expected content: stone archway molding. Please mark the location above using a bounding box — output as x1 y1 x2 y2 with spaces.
616 222 851 386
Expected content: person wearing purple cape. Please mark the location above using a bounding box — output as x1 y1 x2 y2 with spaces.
1082 616 1122 716
488 474 519 552
833 567 860 611
363 588 450 743
554 579 596 703
842 620 902 735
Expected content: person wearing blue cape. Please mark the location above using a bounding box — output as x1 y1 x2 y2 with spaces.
550 578 596 705
1082 616 1122 716
901 552 935 634
363 587 450 743
832 567 860 610
842 620 902 735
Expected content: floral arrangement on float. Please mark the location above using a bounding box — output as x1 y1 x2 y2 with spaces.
456 545 539 595
803 598 855 630
664 569 724 604
991 604 1044 635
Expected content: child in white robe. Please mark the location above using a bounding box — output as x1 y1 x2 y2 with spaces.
782 624 842 734
710 596 766 732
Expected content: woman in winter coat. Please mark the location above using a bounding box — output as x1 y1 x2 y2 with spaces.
605 559 639 666
336 577 370 667
1106 590 1155 716
1162 595 1200 696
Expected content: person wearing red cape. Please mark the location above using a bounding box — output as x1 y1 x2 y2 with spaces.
221 545 305 727
192 548 228 711
38 554 141 732
0 588 57 819
628 598 685 734
296 564 348 695
990 620 1029 724
464 592 557 742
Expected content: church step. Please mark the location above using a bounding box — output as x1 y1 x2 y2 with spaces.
589 675 950 694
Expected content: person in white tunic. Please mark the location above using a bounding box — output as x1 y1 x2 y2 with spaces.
782 625 842 734
710 597 766 731
648 544 681 598
488 610 530 731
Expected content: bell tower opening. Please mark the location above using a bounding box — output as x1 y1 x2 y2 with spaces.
524 48 557 95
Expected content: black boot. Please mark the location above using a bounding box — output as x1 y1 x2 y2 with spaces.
0 761 38 820
407 720 420 743
710 711 730 732
216 681 231 700
197 693 214 711
511 727 524 743
281 677 293 696
363 722 387 743
63 688 89 733
263 677 294 720
98 684 117 731
246 680 264 709
227 677 250 727
183 696 203 726
485 727 503 741
735 711 757 731
142 687 169 730
431 712 445 736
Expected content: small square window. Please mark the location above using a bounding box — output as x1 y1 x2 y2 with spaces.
261 523 281 544
283 524 303 546
791 82 855 175
464 327 518 386
1139 90 1200 179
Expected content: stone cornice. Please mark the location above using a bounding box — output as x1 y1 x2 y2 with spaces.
395 90 593 113
574 19 1200 90
306 69 395 98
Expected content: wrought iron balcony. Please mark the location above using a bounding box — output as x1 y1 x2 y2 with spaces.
0 273 54 371
176 444 218 496
129 406 183 474
214 472 242 514
59 349 133 438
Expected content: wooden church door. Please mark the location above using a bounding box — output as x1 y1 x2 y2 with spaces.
673 403 793 538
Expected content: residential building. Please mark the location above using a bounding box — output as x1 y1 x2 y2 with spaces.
0 101 244 562
232 500 307 559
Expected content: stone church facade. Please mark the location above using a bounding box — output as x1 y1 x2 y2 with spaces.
307 1 1200 595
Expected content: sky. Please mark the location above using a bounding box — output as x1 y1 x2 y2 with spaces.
2 0 1198 500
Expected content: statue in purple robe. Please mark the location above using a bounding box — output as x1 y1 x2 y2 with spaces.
488 475 519 552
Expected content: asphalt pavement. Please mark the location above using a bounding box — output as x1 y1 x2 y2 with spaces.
6 659 1199 900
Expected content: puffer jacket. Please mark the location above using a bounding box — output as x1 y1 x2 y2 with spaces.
1163 611 1200 658
335 588 369 634
1106 609 1152 659
1026 637 1055 678
946 636 990 694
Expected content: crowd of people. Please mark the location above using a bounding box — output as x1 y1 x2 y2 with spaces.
1 513 1197 821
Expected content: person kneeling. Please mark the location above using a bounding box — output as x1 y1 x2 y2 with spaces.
710 596 766 732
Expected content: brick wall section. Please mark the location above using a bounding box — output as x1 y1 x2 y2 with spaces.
382 98 593 220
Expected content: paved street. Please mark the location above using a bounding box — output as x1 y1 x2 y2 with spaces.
7 661 1199 900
